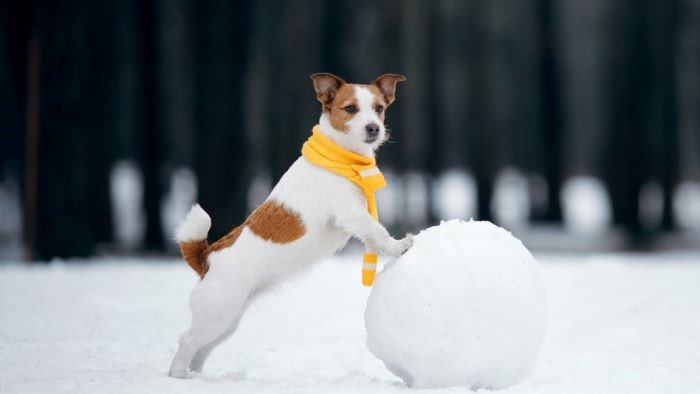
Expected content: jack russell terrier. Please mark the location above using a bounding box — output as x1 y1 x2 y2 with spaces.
169 73 413 378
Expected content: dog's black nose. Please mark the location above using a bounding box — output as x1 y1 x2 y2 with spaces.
365 123 380 137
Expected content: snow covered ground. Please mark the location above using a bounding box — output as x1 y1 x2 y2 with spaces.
1 253 699 394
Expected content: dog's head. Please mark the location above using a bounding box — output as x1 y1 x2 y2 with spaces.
311 73 406 156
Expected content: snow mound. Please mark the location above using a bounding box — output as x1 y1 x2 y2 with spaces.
365 220 547 390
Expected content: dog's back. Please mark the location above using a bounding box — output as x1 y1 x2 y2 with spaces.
176 157 357 280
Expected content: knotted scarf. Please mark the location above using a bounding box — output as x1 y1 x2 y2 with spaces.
301 125 386 286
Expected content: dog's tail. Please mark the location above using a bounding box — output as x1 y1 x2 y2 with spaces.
175 204 211 278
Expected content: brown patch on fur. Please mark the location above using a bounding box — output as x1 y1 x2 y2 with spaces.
310 73 358 133
179 239 209 278
325 84 357 132
207 225 244 254
178 200 305 279
247 200 306 243
178 225 243 278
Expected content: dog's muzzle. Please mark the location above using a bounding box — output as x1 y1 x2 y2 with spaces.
365 123 380 143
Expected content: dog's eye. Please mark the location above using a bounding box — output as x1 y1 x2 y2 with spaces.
343 105 357 114
375 105 384 114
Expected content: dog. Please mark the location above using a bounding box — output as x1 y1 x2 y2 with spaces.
168 73 413 378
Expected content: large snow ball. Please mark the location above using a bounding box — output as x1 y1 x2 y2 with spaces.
365 220 547 390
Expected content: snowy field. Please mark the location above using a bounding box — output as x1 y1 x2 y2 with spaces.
1 253 699 394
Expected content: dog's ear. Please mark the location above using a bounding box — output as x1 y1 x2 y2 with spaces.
310 73 346 108
371 74 406 105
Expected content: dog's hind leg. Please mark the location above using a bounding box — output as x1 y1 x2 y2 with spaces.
188 303 248 373
188 340 219 374
169 279 252 378
188 284 272 373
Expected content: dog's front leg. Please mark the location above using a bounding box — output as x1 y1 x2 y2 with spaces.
336 210 412 257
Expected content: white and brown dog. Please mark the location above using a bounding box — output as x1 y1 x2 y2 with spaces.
169 73 412 378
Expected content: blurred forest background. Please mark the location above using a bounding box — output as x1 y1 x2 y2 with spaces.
1 0 700 261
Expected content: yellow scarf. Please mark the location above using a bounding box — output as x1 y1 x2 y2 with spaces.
301 125 386 286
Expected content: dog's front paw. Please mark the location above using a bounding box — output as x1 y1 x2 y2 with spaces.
387 233 414 258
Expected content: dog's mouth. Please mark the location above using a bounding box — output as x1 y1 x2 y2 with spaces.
364 136 379 144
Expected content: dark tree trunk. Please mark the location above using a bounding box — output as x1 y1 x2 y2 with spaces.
604 0 680 244
536 0 563 222
676 0 700 185
649 0 680 231
33 0 95 259
138 0 164 250
86 4 116 246
194 0 252 238
0 0 30 182
606 0 643 241
465 1 508 221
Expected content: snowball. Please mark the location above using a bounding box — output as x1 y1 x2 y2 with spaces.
365 220 547 390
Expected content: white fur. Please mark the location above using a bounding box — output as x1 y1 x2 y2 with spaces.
174 204 211 242
169 103 412 378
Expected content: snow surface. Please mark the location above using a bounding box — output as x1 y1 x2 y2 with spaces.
561 176 612 235
1 253 699 394
366 221 547 389
432 169 476 221
0 177 22 260
674 181 700 231
492 169 531 229
109 160 145 251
